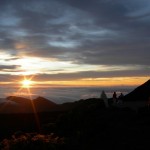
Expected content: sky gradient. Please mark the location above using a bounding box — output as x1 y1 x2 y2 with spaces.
0 0 150 88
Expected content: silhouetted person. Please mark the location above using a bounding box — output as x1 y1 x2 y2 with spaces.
100 91 108 107
118 93 124 104
113 92 117 103
113 92 117 99
118 93 124 99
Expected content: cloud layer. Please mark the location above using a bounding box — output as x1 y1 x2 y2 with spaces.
0 0 150 84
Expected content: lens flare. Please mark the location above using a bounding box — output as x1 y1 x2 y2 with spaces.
21 79 32 88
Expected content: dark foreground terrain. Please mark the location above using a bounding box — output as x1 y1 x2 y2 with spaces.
1 97 150 150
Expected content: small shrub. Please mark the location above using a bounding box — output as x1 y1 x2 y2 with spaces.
0 132 65 150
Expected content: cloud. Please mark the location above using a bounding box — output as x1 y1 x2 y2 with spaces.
0 0 149 79
0 65 21 71
0 64 149 83
34 68 150 81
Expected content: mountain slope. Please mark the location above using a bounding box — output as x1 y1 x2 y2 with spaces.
7 96 31 105
33 96 58 112
123 79 150 101
0 96 58 113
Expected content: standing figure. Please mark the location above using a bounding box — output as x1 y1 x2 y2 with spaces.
118 93 124 104
113 92 117 103
101 91 109 107
118 93 124 99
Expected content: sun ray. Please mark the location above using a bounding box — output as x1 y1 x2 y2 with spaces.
11 75 41 132
26 84 41 131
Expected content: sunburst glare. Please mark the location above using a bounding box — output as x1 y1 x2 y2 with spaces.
21 79 33 88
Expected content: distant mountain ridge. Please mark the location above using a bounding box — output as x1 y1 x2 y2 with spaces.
0 96 59 113
33 96 58 112
7 96 32 105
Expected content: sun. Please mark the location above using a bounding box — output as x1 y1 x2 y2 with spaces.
21 79 32 88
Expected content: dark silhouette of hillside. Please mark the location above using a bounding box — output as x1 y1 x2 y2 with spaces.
123 79 150 101
55 101 150 150
0 96 58 113
60 98 105 111
0 101 19 113
7 96 31 105
0 96 105 113
33 96 58 112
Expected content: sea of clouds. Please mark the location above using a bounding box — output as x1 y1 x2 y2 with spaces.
0 86 133 104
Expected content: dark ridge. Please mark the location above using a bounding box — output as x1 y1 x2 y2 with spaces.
0 96 58 113
123 79 150 101
33 96 57 106
59 98 105 112
33 96 58 112
6 96 31 104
